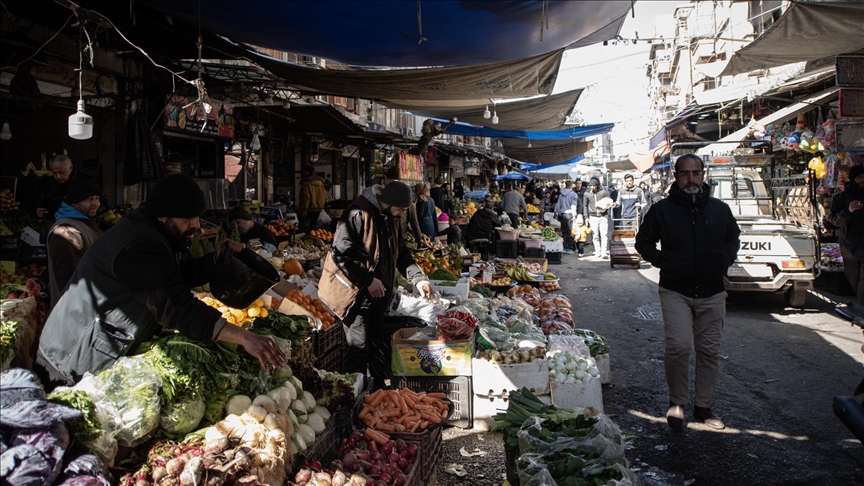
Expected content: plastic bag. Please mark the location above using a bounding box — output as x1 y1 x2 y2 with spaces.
437 318 474 341
389 288 450 325
159 396 206 435
461 298 490 320
547 335 591 358
438 306 479 328
69 357 163 463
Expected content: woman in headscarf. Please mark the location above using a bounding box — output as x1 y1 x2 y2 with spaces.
415 182 437 239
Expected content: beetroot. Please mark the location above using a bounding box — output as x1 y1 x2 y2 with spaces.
342 452 357 471
394 439 406 453
330 459 344 471
398 458 410 472
368 464 382 476
407 443 418 458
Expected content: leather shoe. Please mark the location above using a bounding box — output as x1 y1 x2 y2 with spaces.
694 406 725 430
666 404 685 432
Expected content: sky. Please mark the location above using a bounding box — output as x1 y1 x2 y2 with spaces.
553 1 681 157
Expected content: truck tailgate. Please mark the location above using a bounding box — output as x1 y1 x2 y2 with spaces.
736 230 816 264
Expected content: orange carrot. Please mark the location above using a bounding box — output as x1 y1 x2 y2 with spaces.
426 392 447 399
364 428 390 445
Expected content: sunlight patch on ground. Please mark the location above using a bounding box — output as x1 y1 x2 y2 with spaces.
627 409 810 440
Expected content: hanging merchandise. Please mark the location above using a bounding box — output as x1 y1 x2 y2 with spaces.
398 153 423 181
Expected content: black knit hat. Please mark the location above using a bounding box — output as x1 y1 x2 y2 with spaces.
146 174 206 218
64 178 102 204
228 205 253 221
377 181 412 207
849 165 864 182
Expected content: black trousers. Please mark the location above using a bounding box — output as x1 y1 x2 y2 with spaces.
576 242 586 255
343 291 391 385
507 212 519 228
844 258 864 306
559 214 575 250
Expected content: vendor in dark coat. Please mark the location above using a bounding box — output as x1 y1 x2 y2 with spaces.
36 175 286 387
465 200 502 242
229 205 278 247
34 155 92 219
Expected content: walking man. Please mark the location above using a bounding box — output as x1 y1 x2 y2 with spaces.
583 178 611 258
615 174 646 229
555 181 579 253
635 154 740 431
828 165 864 314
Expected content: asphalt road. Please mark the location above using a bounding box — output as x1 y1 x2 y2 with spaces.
437 253 864 486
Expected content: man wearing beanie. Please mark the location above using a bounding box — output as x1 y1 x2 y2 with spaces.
319 182 432 387
829 165 864 314
37 174 286 388
229 205 278 247
46 178 104 306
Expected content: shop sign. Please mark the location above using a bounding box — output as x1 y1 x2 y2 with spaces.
464 167 481 176
164 94 235 138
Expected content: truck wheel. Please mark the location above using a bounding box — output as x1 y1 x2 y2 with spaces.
785 288 807 308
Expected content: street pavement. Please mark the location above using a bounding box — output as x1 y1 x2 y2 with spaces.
438 251 864 486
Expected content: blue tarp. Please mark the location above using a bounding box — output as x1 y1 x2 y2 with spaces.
523 155 585 172
431 119 615 140
494 171 533 182
145 1 631 67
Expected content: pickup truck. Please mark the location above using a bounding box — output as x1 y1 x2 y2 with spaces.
702 154 818 308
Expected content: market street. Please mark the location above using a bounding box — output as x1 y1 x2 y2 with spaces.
440 253 864 486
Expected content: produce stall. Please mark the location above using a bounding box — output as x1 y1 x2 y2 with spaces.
1 220 633 486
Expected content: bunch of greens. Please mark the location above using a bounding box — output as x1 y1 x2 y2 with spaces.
95 357 163 446
428 268 459 281
470 285 494 298
47 389 103 442
316 372 358 411
251 312 311 343
553 329 609 356
1 210 38 233
0 320 18 369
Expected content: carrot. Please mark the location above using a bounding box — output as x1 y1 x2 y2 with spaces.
380 409 402 418
397 393 410 415
367 390 387 408
426 392 447 399
402 393 417 408
364 428 390 445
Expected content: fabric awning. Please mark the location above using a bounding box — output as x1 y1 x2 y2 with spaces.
383 90 583 131
144 0 631 67
501 139 594 166
235 103 366 135
432 120 614 141
720 1 864 77
244 46 564 102
696 87 840 156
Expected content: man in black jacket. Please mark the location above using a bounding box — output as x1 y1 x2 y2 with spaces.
37 175 285 387
465 200 502 255
635 154 741 432
828 165 864 310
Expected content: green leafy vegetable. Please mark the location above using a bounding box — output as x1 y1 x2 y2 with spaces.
428 268 459 281
0 320 18 369
47 389 103 442
471 285 494 298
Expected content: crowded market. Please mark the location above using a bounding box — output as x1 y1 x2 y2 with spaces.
2 1 864 486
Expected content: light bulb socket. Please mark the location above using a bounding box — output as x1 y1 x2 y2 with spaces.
0 121 11 141
483 105 491 119
492 112 499 125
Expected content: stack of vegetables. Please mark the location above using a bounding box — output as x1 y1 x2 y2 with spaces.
1 279 47 371
494 388 636 486
412 250 460 279
282 289 338 330
358 388 451 434
1 369 111 486
292 431 419 485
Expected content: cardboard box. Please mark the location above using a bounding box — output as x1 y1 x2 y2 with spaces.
392 327 474 377
20 227 43 247
595 353 611 385
472 358 550 397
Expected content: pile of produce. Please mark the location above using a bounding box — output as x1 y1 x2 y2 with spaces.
293 430 418 485
526 203 541 213
542 227 560 241
309 228 333 242
278 239 329 261
554 329 609 357
0 320 19 370
270 220 299 236
198 293 269 326
1 369 111 486
494 388 635 486
437 306 478 340
0 266 28 286
476 346 546 365
547 351 600 385
539 294 575 334
418 234 446 252
821 243 844 270
509 285 541 310
0 187 20 210
1 279 46 370
0 209 37 234
470 284 495 297
358 388 450 433
99 207 127 226
283 289 337 329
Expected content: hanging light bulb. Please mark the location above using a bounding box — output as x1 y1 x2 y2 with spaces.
527 140 532 148
0 121 11 141
491 110 499 125
68 100 94 140
69 38 93 140
483 105 491 119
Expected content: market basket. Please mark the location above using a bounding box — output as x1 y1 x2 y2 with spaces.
392 376 472 428
298 417 338 467
311 320 345 358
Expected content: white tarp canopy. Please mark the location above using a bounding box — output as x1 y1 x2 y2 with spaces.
720 1 864 77
696 86 840 156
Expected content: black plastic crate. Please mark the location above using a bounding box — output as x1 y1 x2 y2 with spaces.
312 322 345 357
18 245 47 263
816 269 854 296
524 247 546 260
393 375 473 428
315 345 344 372
299 416 338 466
0 235 20 251
496 240 518 259
547 251 563 264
